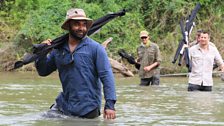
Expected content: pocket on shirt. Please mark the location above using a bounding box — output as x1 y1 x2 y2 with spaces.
192 55 202 61
73 53 93 70
55 53 73 69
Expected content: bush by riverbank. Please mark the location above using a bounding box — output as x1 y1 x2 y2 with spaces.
0 0 223 74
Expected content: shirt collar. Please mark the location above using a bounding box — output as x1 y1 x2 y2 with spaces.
196 43 210 51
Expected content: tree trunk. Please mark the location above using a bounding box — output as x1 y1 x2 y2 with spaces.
102 37 134 77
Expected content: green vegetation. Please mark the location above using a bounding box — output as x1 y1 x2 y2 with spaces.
0 0 224 72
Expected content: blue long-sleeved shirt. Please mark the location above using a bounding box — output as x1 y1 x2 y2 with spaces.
35 37 116 116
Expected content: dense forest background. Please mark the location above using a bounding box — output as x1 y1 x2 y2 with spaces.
0 0 223 73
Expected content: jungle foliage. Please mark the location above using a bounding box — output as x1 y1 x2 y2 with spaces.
0 0 224 72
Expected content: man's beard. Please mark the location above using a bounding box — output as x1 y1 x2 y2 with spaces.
69 28 87 40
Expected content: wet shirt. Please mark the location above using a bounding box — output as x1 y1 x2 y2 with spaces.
189 44 224 86
137 42 161 78
35 37 116 116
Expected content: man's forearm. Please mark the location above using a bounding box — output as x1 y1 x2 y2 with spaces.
149 62 160 69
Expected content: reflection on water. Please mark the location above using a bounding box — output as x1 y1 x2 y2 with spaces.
0 72 224 125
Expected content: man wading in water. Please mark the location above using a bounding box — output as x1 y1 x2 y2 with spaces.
35 8 116 119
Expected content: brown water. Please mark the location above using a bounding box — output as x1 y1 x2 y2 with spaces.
0 72 224 126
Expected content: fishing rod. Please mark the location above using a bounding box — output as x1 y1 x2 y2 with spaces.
172 3 201 72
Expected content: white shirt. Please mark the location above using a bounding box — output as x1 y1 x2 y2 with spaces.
189 44 224 86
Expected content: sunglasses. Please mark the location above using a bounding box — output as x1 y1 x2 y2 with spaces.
62 58 74 66
60 52 75 66
141 37 148 39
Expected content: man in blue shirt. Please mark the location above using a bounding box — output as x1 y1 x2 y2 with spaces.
35 8 116 119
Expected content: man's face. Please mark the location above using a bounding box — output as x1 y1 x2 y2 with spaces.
141 36 149 45
69 20 87 40
199 33 209 46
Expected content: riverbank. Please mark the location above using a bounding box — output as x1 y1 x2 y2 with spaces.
1 46 223 79
0 43 180 74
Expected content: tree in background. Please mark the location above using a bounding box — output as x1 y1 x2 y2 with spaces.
0 0 223 72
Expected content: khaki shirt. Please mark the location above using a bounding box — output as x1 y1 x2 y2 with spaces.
137 42 161 78
189 44 224 86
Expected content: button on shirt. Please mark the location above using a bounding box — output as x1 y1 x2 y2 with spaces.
189 44 224 86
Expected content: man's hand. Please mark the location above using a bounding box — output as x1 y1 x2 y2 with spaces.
144 62 159 72
144 66 152 72
103 109 116 119
42 39 52 45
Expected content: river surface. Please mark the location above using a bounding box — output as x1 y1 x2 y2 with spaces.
0 72 224 126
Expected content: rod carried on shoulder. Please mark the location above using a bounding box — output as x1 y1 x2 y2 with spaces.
12 9 127 70
172 3 201 72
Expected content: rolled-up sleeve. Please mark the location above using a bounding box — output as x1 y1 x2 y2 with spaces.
214 47 224 67
155 45 162 62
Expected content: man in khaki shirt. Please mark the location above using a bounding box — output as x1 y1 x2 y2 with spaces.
188 31 224 91
137 30 162 86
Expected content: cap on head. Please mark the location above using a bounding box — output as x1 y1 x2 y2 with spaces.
61 8 93 30
140 30 149 38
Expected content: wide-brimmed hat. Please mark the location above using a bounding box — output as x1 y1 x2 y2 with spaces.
61 8 93 30
139 30 149 38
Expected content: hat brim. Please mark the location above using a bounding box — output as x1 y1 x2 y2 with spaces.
61 18 93 30
140 34 148 37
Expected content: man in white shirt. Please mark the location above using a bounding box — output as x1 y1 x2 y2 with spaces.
188 31 224 91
